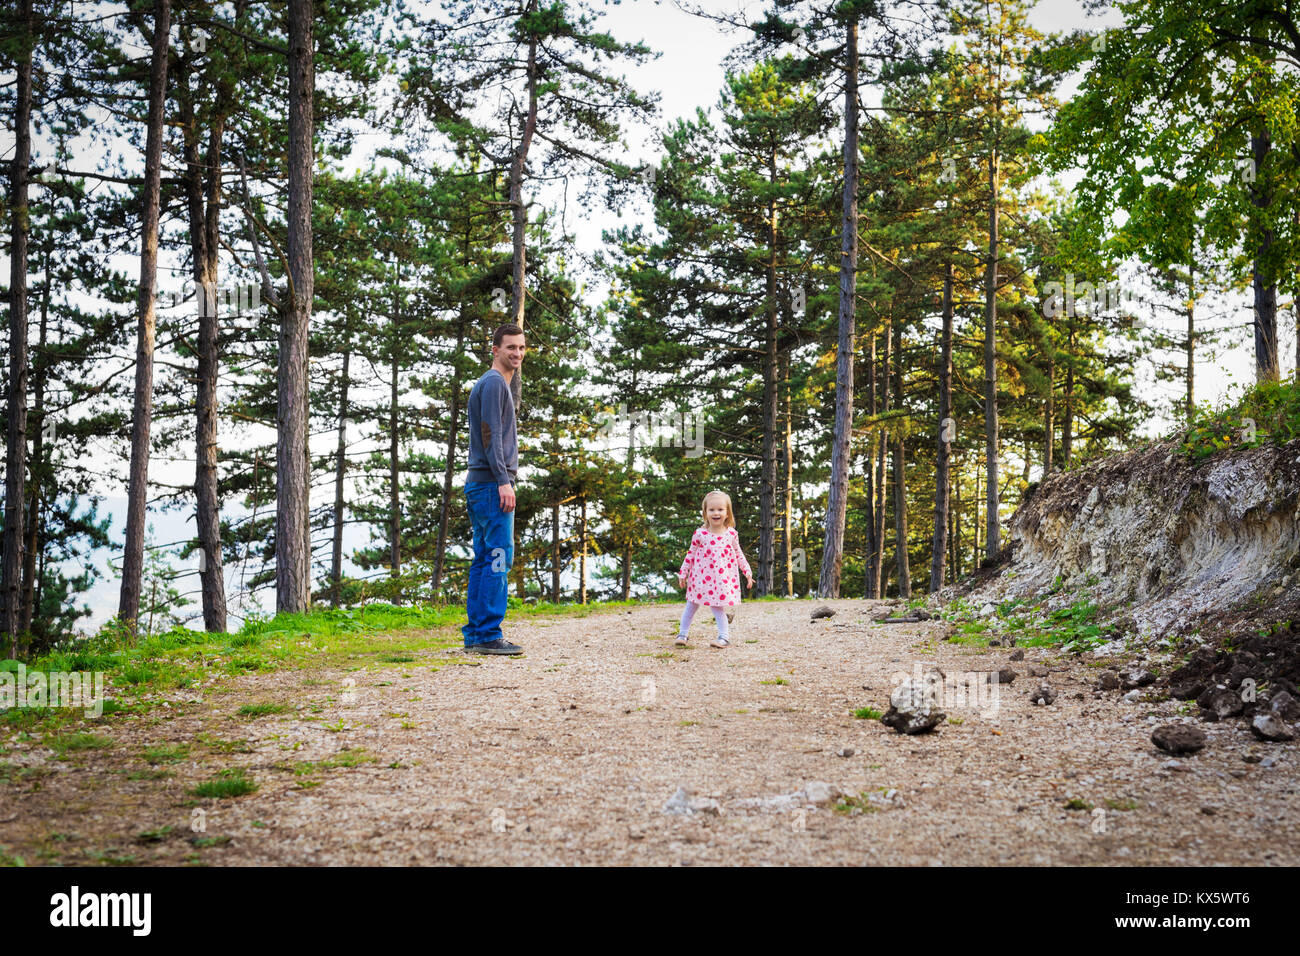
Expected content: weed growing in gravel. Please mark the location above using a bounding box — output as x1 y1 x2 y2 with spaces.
834 792 880 815
853 707 883 720
136 825 174 843
46 732 113 758
191 767 258 798
237 703 289 718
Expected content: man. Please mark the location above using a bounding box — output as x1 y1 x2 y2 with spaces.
462 323 526 654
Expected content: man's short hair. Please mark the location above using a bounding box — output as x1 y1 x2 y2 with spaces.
493 323 525 348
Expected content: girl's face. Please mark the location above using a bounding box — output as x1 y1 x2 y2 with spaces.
706 497 728 527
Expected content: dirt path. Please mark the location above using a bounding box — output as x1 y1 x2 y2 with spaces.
4 598 1297 865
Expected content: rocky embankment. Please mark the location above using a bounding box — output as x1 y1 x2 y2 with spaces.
955 437 1300 748
966 438 1300 638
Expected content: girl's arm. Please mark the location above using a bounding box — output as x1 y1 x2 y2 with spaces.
679 529 701 577
732 530 753 579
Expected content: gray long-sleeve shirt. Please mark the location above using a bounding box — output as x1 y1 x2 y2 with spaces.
466 368 518 485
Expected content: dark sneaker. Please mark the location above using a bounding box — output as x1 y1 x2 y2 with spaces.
466 639 523 655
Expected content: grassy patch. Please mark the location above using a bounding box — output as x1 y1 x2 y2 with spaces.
143 743 189 764
1064 797 1093 811
136 825 175 844
852 707 883 720
759 677 789 686
834 792 880 815
1104 797 1139 811
236 703 289 718
190 768 258 799
190 835 232 849
195 733 253 754
46 732 113 758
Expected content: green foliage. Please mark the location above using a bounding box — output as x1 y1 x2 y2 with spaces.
1179 380 1300 460
190 768 258 799
852 707 884 720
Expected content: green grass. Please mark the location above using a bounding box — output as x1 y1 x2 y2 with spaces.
834 791 883 815
136 825 175 844
852 707 883 720
290 747 376 777
191 835 232 849
1064 797 1093 811
190 768 258 799
759 677 789 686
236 703 289 718
195 733 252 754
46 732 113 758
143 743 189 764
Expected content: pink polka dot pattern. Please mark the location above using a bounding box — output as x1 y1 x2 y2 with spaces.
678 526 753 607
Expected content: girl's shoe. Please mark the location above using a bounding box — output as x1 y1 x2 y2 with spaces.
710 636 730 648
675 634 690 647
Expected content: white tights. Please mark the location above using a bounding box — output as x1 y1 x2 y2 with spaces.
678 602 729 640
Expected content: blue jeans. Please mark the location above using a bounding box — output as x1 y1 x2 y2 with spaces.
463 480 514 646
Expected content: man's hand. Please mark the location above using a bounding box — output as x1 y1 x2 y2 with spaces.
499 483 516 512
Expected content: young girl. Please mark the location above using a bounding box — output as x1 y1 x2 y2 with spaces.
676 490 753 648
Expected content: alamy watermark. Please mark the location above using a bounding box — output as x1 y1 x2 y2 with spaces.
0 664 106 718
888 661 1003 718
157 280 260 317
1039 273 1136 319
596 404 704 458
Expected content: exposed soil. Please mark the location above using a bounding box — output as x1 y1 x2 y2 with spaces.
2 599 1296 866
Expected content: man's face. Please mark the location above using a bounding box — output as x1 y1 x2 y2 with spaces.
495 334 526 371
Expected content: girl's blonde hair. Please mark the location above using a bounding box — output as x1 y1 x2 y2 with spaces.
701 490 736 530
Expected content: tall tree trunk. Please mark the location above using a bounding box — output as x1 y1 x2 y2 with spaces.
891 317 910 598
432 316 467 596
873 316 891 596
1251 128 1279 382
3 0 34 652
983 145 1001 560
950 463 960 580
550 502 560 603
578 497 587 604
119 0 171 628
818 17 858 599
330 347 350 606
20 250 49 634
758 150 778 597
1062 321 1075 467
389 310 401 585
1043 358 1054 472
620 373 638 601
181 66 230 632
277 0 314 612
781 349 794 597
1185 261 1195 417
930 263 953 593
514 510 528 600
507 0 540 414
864 328 879 598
